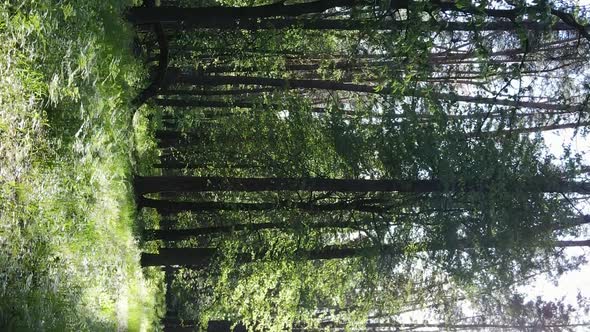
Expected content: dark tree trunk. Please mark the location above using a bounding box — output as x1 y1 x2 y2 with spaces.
162 318 198 328
153 161 261 170
154 98 327 113
155 98 258 109
162 327 195 332
165 70 579 112
138 196 390 214
126 0 361 24
141 247 216 267
476 121 590 137
198 61 372 74
292 321 590 331
133 23 169 106
134 176 442 195
158 17 578 32
158 139 187 149
206 320 247 332
142 206 590 242
155 129 203 141
162 120 176 129
161 87 275 96
133 176 590 196
154 130 214 150
140 239 590 267
143 219 359 241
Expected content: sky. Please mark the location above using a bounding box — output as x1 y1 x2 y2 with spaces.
527 0 590 307
399 130 590 329
404 0 590 322
491 0 590 312
522 129 590 321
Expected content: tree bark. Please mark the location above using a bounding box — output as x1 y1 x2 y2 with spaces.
133 176 590 196
153 161 262 170
165 70 582 112
155 129 203 141
293 321 590 331
126 0 361 24
161 88 275 96
140 239 590 267
206 320 247 332
154 98 327 113
160 17 579 32
138 196 389 214
476 121 590 137
197 61 381 74
133 23 168 106
162 327 195 332
143 220 360 241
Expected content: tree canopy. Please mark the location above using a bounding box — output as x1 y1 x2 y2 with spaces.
131 0 590 330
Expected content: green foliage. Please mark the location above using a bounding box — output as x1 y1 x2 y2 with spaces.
0 0 160 330
130 0 590 330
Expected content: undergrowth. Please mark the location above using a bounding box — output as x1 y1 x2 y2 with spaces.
0 1 161 330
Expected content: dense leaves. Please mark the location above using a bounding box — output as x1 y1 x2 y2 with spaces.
131 0 590 330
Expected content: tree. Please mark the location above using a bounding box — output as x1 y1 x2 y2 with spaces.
129 0 590 329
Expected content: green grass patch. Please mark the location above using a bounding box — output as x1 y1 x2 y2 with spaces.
0 1 161 330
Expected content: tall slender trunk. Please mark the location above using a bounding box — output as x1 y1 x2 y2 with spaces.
162 318 198 328
138 196 389 214
206 321 247 332
166 70 580 112
162 327 195 332
170 319 590 332
143 210 589 243
198 61 380 74
133 23 169 106
161 17 578 32
158 139 187 149
140 239 590 266
161 87 275 96
127 0 585 35
153 160 262 170
293 322 590 331
154 98 327 113
155 129 204 141
476 121 590 137
133 176 589 196
155 98 259 108
143 219 360 241
162 319 247 332
126 0 361 24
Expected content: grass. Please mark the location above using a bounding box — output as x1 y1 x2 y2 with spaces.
0 1 162 330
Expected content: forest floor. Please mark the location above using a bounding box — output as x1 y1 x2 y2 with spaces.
0 1 162 330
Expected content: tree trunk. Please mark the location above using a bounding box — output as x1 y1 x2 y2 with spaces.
166 70 580 112
153 161 261 170
198 61 380 74
126 0 361 24
140 239 590 267
155 129 203 141
158 17 578 32
154 98 327 113
162 327 195 332
293 321 590 331
161 87 275 96
133 176 589 196
143 219 359 241
476 121 590 137
138 196 390 214
206 320 247 332
162 318 198 328
133 23 169 105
